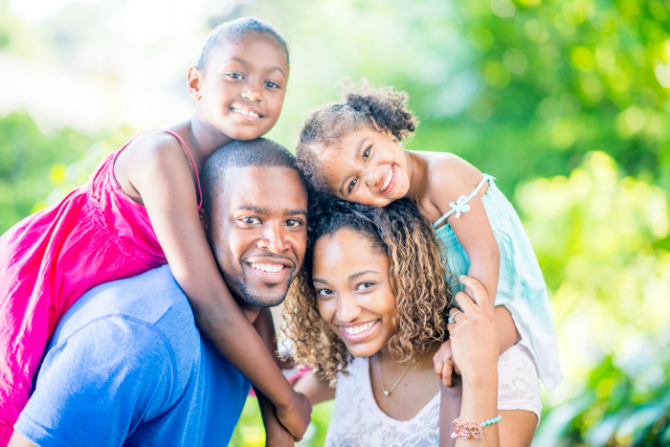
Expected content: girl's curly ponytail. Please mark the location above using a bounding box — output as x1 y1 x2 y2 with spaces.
343 80 417 141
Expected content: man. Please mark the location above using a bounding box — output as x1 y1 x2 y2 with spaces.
8 139 308 447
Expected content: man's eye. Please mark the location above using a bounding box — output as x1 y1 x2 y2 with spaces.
357 282 374 291
264 81 280 89
348 178 358 194
363 148 370 161
227 73 243 80
316 288 334 297
285 219 301 227
241 216 261 224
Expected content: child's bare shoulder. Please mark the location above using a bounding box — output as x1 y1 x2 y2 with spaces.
124 131 187 166
115 130 194 192
424 153 482 199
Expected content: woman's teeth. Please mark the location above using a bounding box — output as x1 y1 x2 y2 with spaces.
233 108 260 118
251 262 284 273
380 167 394 192
343 320 377 335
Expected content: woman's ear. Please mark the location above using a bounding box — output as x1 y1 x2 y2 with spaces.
188 66 203 101
370 117 397 141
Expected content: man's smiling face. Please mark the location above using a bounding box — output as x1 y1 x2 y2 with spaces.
207 165 308 309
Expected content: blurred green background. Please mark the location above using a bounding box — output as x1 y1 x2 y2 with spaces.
1 0 669 445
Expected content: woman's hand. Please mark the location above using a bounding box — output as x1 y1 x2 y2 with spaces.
447 276 499 385
445 276 500 447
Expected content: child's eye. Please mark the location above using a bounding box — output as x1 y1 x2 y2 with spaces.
316 288 334 297
226 72 243 80
356 282 374 291
264 81 280 89
363 148 370 161
348 178 358 194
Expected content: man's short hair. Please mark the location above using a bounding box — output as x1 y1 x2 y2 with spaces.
201 138 301 213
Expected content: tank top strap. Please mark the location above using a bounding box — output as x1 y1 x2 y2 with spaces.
432 174 495 229
114 129 203 210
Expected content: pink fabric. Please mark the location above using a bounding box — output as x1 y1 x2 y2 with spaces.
0 130 200 446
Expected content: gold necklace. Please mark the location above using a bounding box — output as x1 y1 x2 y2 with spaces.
375 353 411 397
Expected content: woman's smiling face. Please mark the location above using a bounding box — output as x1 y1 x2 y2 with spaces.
318 126 412 207
312 227 396 358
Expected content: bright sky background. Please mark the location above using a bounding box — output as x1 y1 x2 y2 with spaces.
4 0 243 133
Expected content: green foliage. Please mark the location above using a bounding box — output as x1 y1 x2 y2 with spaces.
409 0 670 194
534 341 670 447
228 398 334 447
518 152 670 445
0 112 93 233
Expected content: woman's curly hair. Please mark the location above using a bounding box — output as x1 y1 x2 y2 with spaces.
283 198 452 385
296 79 418 195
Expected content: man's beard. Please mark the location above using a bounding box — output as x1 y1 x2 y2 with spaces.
219 262 295 309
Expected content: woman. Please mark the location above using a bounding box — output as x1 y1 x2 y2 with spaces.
283 199 539 446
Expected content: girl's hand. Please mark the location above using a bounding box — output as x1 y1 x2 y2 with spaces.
276 392 312 441
264 419 296 447
446 276 499 385
433 339 461 387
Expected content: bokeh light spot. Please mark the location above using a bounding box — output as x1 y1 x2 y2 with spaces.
571 46 594 71
654 64 670 88
491 0 516 18
484 61 511 89
580 75 604 102
467 96 494 122
503 48 528 74
524 19 549 43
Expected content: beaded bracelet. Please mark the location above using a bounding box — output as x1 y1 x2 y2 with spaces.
450 415 502 440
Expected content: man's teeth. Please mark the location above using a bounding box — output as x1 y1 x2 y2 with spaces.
251 263 284 273
381 167 394 192
233 108 260 118
343 320 377 335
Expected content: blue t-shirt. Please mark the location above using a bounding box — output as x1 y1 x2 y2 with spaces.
15 265 250 447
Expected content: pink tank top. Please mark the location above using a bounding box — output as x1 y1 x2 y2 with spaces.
0 130 202 438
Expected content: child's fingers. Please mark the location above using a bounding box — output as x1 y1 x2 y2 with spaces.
453 363 461 376
442 361 453 387
434 357 444 377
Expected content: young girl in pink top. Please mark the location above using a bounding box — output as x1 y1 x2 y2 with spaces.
0 18 310 445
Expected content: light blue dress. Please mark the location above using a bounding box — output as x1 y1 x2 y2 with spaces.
433 175 563 390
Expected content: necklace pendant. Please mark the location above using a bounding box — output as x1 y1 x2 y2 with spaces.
384 390 390 396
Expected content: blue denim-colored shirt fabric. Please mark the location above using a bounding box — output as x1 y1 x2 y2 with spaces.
434 175 563 390
15 265 250 447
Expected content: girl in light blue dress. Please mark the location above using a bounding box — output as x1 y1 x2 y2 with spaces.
295 80 563 395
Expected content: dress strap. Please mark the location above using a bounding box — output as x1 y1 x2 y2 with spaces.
117 129 203 210
432 175 494 229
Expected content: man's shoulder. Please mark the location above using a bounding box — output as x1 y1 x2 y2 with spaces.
52 265 200 364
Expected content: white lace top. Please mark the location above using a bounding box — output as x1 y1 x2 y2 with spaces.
324 344 542 447
324 357 440 447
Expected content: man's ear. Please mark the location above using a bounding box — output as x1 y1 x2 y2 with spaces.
198 207 210 234
188 66 203 101
369 117 396 141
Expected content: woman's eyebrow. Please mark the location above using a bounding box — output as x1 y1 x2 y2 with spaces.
312 278 328 284
349 270 378 280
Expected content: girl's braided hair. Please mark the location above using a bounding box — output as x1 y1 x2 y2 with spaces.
282 198 452 385
296 79 418 195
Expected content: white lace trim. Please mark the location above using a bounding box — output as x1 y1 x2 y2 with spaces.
325 344 542 447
